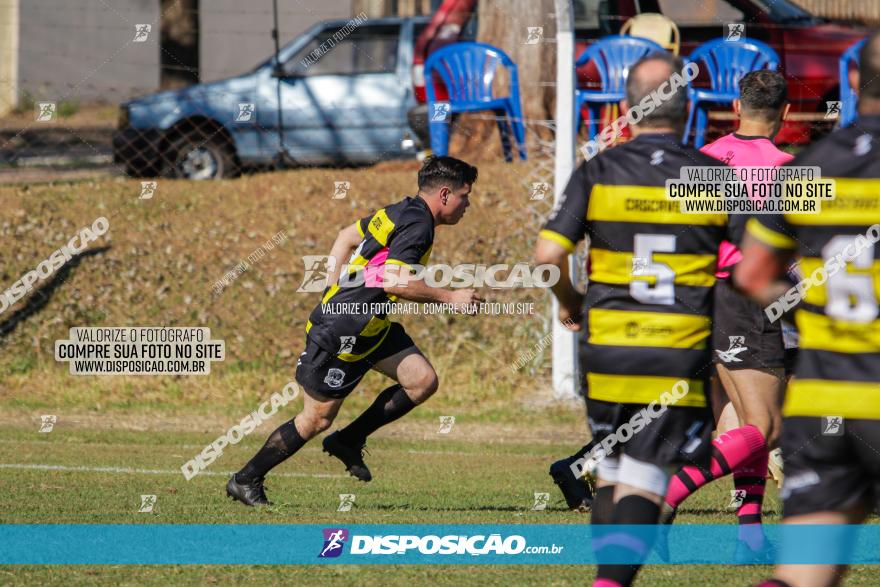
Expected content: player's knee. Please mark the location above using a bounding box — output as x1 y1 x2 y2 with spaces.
410 369 439 403
765 414 782 448
313 415 335 434
298 412 335 436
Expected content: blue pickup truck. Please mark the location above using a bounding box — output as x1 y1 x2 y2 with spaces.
114 16 428 179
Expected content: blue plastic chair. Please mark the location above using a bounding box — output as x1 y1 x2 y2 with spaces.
575 35 664 138
683 38 780 147
839 38 866 128
425 42 526 161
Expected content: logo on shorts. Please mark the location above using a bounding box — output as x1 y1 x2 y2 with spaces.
780 470 820 499
338 336 356 355
716 336 747 363
324 368 346 389
821 415 844 436
319 528 349 558
681 420 706 454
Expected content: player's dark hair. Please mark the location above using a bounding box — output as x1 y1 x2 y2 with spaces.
626 52 688 128
859 31 880 102
738 70 788 121
417 156 478 192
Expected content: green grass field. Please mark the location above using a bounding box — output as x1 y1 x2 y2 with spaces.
2 413 878 586
0 166 876 585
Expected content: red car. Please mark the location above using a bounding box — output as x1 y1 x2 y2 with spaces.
410 0 867 146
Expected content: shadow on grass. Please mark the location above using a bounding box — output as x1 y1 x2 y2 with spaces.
0 245 111 339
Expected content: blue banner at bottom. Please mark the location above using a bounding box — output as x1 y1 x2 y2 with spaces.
1 524 878 565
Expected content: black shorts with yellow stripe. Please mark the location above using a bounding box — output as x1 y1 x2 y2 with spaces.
781 415 880 517
295 322 416 398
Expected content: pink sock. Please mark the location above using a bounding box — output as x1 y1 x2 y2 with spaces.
593 580 623 587
665 424 767 508
734 449 769 549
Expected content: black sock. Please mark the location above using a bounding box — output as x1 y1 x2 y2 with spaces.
570 439 598 461
337 384 415 445
595 495 661 587
237 418 306 481
591 485 616 525
590 485 617 562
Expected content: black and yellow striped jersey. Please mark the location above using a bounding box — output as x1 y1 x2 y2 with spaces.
540 133 729 407
747 115 880 420
306 196 434 360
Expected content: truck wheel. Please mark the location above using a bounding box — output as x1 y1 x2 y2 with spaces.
167 132 237 180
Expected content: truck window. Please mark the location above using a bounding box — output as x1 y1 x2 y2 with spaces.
286 24 401 76
656 0 744 26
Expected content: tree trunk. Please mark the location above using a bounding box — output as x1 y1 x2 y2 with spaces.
160 0 200 89
451 0 557 160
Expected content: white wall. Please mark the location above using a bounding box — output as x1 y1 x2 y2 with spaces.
14 0 353 103
18 0 160 102
199 0 353 82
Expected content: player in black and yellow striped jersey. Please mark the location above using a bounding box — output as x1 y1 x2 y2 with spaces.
536 53 728 587
738 32 880 587
227 157 482 507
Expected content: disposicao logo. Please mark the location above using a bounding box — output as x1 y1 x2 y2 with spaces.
318 528 349 558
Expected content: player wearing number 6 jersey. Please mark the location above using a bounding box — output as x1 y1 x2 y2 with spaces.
740 31 880 587
536 52 731 587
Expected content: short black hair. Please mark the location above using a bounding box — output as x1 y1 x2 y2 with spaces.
626 52 688 128
859 31 880 101
417 156 478 192
738 70 788 120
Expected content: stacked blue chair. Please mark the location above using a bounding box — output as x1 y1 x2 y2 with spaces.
575 35 664 138
839 38 866 128
424 42 527 161
683 37 780 147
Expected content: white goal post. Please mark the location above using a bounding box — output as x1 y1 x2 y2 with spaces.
551 0 580 399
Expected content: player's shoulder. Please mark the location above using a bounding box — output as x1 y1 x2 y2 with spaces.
790 123 878 167
389 196 434 232
677 144 727 167
701 133 736 152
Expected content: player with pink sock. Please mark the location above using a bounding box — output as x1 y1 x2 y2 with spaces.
660 70 794 563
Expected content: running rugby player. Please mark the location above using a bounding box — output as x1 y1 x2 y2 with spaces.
660 70 793 562
740 31 880 587
536 53 728 587
227 156 482 506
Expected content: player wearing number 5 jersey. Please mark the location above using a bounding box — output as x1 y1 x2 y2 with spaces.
740 32 880 587
536 53 731 587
